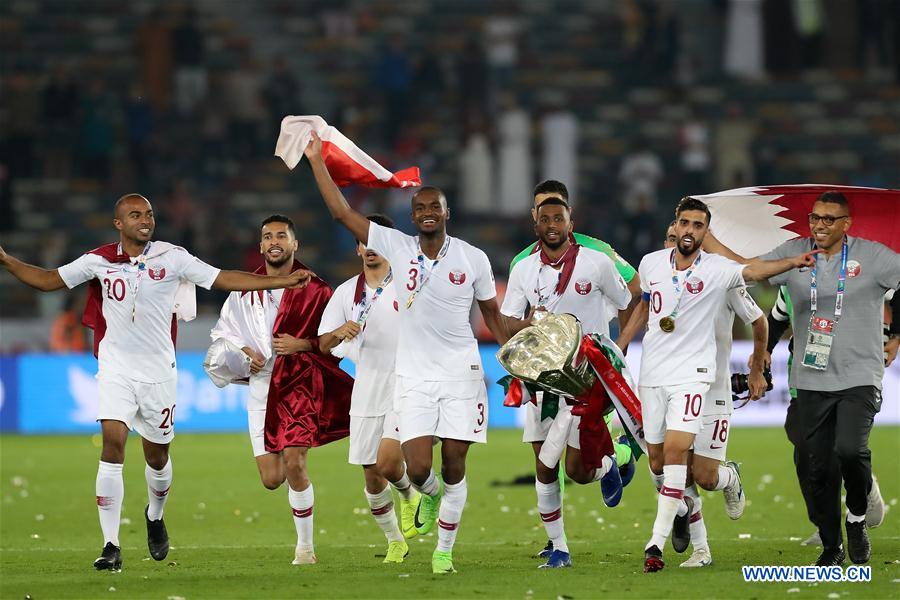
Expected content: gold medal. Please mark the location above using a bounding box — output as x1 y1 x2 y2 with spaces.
659 316 675 333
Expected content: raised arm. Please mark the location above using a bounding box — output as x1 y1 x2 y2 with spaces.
212 269 310 291
616 297 649 352
304 132 372 244
741 250 820 282
479 298 510 345
0 245 67 292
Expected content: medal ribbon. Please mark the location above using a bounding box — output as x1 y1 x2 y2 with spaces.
667 248 702 321
121 241 151 323
355 269 393 326
810 236 847 324
406 236 451 308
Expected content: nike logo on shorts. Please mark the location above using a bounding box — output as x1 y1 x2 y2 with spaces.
710 444 722 449
473 428 484 434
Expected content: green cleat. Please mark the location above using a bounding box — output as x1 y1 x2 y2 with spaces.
414 486 442 536
384 540 409 564
400 490 420 539
432 550 456 574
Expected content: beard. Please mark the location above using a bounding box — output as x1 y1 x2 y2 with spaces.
541 233 566 250
264 252 291 268
676 236 701 256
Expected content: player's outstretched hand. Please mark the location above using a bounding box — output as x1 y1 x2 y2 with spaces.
242 346 266 374
304 131 323 160
792 249 823 268
748 369 767 400
286 269 312 289
333 320 361 342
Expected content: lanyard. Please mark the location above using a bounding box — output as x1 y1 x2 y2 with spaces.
406 236 451 308
356 269 393 326
125 242 151 322
810 237 848 322
668 249 702 320
535 264 562 309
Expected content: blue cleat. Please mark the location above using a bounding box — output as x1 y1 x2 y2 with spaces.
616 435 636 488
538 549 572 569
600 461 623 507
537 540 554 559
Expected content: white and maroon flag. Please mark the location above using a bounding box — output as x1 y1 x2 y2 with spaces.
694 184 900 256
275 115 421 188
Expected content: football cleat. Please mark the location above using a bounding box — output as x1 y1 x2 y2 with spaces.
93 542 122 571
538 549 572 569
671 496 694 554
800 530 822 546
644 545 664 573
400 490 421 539
866 475 885 529
722 461 745 520
845 520 870 564
292 544 318 565
383 540 409 564
537 540 554 559
432 550 456 574
814 546 845 567
145 505 169 561
616 435 636 488
600 461 623 507
679 547 713 568
414 486 442 536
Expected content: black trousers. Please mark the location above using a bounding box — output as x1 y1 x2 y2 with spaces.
796 386 881 550
784 398 838 526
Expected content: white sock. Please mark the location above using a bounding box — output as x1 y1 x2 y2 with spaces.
847 511 865 524
96 461 124 547
390 464 415 500
535 480 568 553
365 485 403 543
436 478 467 553
685 485 709 552
713 464 736 491
416 470 442 498
649 468 665 492
145 458 172 521
646 465 687 550
590 455 615 482
288 483 314 548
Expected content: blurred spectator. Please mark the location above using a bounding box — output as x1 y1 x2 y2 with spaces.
413 44 445 116
457 39 489 128
263 56 301 143
540 98 578 205
160 180 198 249
321 1 357 39
5 74 40 178
484 3 520 102
172 6 207 115
856 0 891 70
714 103 755 189
679 108 712 195
225 55 265 159
136 7 173 113
78 80 116 180
41 65 80 178
49 294 87 353
125 83 154 183
618 139 664 216
724 0 764 80
459 118 494 215
496 95 531 217
793 0 823 70
375 37 411 147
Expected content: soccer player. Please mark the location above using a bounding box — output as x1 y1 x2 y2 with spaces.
303 132 508 574
317 214 420 564
509 179 640 560
501 196 632 568
0 194 309 571
661 224 767 568
617 196 818 572
206 214 353 565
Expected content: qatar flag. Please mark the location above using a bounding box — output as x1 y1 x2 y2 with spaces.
275 115 421 188
693 184 900 256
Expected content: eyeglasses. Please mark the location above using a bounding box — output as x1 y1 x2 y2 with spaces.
808 213 849 226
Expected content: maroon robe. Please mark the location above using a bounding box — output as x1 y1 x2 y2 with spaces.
263 261 353 451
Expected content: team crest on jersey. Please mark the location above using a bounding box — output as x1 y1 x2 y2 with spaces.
847 260 861 278
148 265 166 280
574 279 592 295
449 270 466 285
685 279 704 294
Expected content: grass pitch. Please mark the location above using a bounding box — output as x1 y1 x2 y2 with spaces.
1 427 898 599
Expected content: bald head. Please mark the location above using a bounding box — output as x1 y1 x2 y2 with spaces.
411 186 447 210
114 193 152 219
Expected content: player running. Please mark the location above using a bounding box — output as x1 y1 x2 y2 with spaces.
317 214 420 565
617 197 818 572
303 133 508 574
0 194 309 571
502 196 632 568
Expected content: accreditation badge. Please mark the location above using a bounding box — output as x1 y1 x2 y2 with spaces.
801 316 835 371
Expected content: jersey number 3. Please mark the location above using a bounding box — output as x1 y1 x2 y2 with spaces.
407 268 418 291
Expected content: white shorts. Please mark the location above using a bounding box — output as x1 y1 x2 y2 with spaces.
348 411 401 465
692 413 732 461
640 382 710 445
396 376 488 444
97 372 177 445
247 409 269 457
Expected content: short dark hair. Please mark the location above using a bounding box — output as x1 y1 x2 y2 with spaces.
534 180 568 200
535 197 570 213
261 214 295 236
816 190 850 213
411 186 446 206
675 197 711 225
367 213 395 229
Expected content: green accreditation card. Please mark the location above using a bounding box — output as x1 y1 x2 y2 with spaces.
802 316 835 371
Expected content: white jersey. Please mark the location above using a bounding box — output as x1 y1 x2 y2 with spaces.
638 249 744 387
59 242 219 383
318 274 399 417
366 222 496 381
706 285 764 416
501 246 631 336
209 287 284 410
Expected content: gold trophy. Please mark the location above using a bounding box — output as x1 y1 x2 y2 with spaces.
497 313 595 397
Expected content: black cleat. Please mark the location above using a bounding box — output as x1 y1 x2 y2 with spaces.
644 545 664 573
845 520 870 564
93 542 122 571
537 539 554 559
145 505 169 561
814 546 845 567
671 496 694 554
